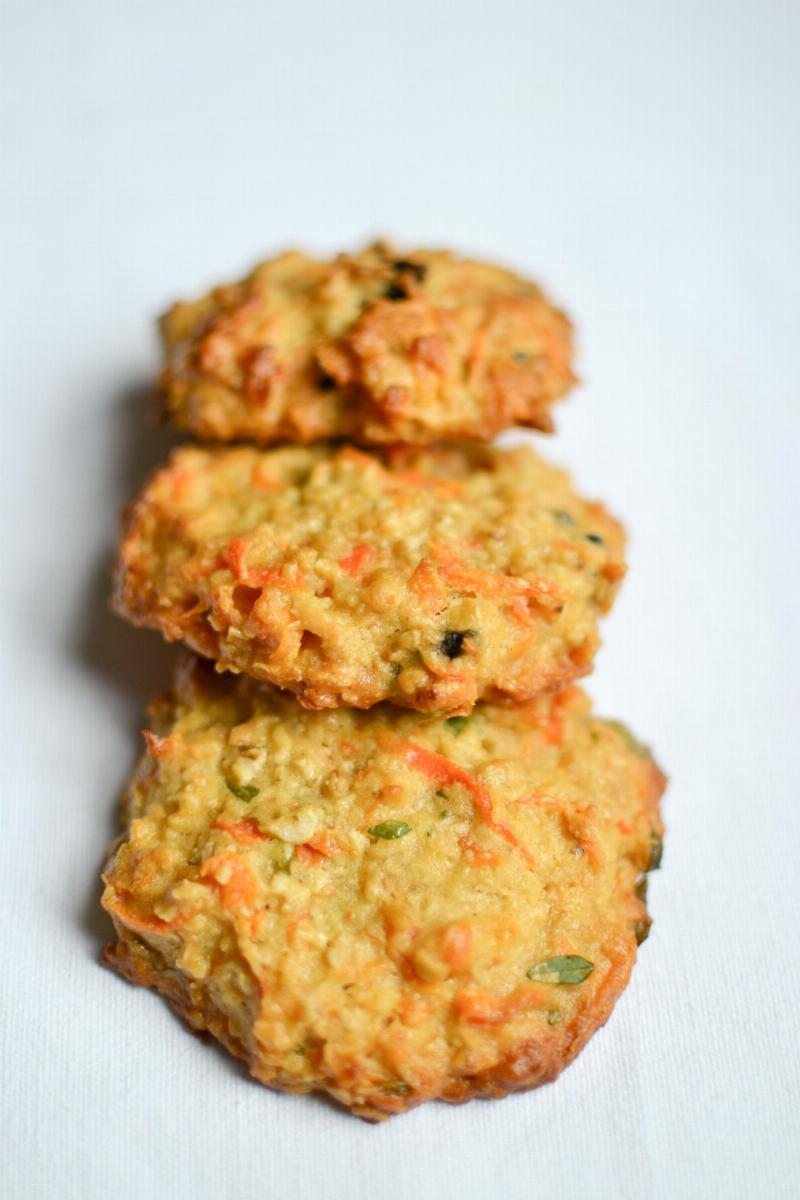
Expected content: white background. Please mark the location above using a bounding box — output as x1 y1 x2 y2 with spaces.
2 2 798 1197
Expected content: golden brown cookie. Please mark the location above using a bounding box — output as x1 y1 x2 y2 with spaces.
113 442 625 713
102 658 665 1120
159 243 574 445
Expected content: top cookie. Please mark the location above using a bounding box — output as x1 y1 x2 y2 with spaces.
113 441 625 713
159 243 574 445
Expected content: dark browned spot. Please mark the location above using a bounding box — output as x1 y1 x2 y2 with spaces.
440 630 476 659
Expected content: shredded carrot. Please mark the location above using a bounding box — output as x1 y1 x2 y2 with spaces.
226 536 250 579
514 791 563 810
453 989 505 1025
212 817 268 845
306 830 348 857
392 739 534 866
294 843 324 867
458 837 501 867
225 537 284 588
454 983 550 1025
505 597 539 627
543 685 582 745
504 984 552 1016
440 921 473 970
198 853 258 911
142 730 173 757
408 557 448 613
430 543 563 609
338 543 374 575
249 906 271 937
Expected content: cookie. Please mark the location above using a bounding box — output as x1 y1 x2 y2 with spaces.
113 442 625 712
159 242 574 445
102 657 665 1121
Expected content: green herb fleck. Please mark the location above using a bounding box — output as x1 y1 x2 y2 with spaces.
368 821 413 840
274 855 292 875
293 1041 309 1055
649 829 664 872
446 716 470 734
552 509 575 526
585 532 605 545
527 955 594 985
547 1009 561 1025
381 1080 413 1095
635 876 649 903
226 781 259 802
438 810 447 820
513 351 529 364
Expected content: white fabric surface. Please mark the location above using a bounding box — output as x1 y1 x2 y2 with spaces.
2 2 798 1197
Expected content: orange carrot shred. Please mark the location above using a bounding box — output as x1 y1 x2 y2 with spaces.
440 921 474 970
225 537 303 588
198 854 258 911
212 817 268 845
430 544 563 609
458 837 501 867
408 557 448 612
142 730 172 757
306 830 348 857
295 843 324 867
392 739 534 866
454 984 550 1025
338 543 374 575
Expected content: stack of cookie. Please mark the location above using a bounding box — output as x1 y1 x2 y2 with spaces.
102 244 665 1120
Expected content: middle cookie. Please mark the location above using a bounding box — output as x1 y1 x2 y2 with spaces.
115 442 625 712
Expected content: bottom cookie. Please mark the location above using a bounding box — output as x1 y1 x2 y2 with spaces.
101 657 665 1120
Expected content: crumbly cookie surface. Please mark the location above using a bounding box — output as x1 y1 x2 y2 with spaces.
159 243 575 445
102 659 665 1120
114 442 625 712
